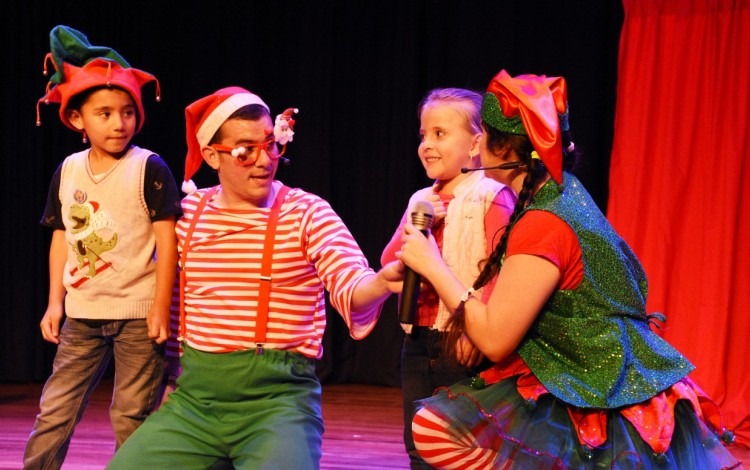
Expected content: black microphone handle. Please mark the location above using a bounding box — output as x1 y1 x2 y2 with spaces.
398 267 421 324
398 228 429 324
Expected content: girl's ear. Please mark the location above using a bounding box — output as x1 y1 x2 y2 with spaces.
469 132 482 157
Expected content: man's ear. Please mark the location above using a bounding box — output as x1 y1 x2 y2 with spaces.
202 146 220 170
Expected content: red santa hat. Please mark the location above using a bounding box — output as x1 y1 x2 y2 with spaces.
182 87 269 193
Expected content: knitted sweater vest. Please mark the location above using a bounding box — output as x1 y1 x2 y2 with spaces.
408 171 506 330
59 146 156 320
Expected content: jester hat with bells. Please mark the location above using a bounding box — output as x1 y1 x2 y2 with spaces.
36 25 160 135
480 69 569 186
182 86 298 194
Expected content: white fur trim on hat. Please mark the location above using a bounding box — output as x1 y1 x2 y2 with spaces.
196 93 269 149
181 179 198 194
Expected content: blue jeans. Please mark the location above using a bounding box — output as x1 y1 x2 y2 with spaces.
23 318 163 470
401 327 481 470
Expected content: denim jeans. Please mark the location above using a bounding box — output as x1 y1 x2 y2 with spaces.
401 327 480 470
23 318 163 470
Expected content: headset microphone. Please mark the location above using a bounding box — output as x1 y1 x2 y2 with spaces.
460 161 526 173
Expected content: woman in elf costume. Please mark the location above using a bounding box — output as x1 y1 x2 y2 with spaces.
398 70 740 469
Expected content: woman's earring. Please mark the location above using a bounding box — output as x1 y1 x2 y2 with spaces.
81 132 88 144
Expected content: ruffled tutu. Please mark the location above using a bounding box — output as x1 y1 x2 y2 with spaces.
413 357 742 469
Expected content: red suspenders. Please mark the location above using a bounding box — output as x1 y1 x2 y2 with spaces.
178 185 290 354
253 185 290 353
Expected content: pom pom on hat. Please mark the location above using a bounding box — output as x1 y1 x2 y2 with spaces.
183 87 269 193
181 179 198 195
480 70 569 185
36 25 160 134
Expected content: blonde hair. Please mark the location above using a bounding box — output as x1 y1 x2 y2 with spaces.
418 88 482 135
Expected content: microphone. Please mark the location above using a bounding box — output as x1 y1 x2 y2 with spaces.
398 201 435 324
461 161 526 173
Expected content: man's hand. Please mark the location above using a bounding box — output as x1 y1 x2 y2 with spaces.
380 259 405 294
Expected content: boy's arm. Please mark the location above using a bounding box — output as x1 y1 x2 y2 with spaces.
148 217 178 344
40 230 68 344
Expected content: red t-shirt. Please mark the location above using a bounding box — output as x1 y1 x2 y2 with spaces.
504 210 584 290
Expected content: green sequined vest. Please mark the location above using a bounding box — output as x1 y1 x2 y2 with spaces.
515 173 694 409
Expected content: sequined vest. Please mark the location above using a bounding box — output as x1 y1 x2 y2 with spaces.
515 173 694 409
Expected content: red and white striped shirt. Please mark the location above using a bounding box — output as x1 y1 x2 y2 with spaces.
168 184 381 359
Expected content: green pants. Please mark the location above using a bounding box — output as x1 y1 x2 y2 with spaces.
107 344 323 470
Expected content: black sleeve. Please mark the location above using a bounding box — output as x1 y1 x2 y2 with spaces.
40 162 65 230
144 155 183 221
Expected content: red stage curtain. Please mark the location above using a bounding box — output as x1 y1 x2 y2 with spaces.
608 0 750 447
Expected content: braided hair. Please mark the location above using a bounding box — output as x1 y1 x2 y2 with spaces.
442 124 578 356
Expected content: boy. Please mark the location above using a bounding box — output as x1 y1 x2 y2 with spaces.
24 25 181 469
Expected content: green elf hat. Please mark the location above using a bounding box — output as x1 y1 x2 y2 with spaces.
480 69 569 185
36 25 161 134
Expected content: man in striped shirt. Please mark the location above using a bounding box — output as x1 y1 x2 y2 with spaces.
108 87 403 470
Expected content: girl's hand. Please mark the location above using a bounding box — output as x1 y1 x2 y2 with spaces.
398 222 443 278
424 192 447 224
456 335 484 368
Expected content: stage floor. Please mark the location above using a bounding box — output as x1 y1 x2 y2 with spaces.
1 379 746 469
0 379 408 470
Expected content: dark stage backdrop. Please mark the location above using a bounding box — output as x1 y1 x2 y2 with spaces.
1 1 623 385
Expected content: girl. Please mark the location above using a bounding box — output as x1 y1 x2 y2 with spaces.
381 88 516 469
